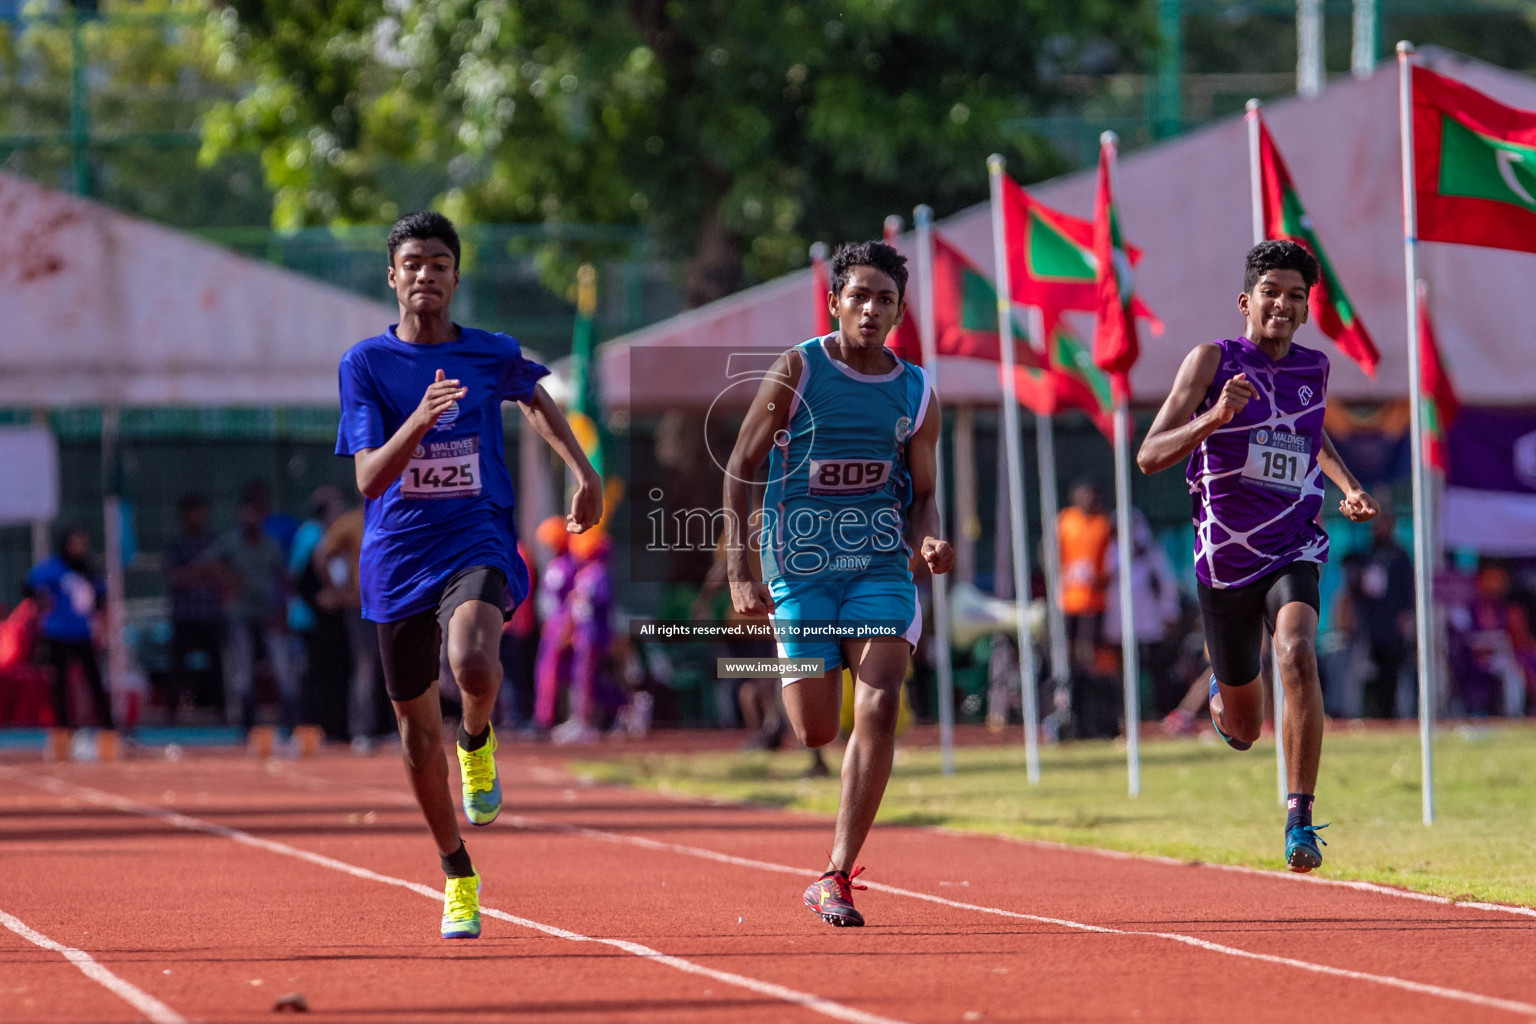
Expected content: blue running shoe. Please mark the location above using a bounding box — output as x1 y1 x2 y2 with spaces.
457 725 501 826
1208 675 1252 751
1285 823 1329 873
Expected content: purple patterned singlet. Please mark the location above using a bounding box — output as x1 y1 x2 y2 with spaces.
1185 337 1330 589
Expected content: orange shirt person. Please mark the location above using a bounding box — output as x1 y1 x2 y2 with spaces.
1057 482 1111 672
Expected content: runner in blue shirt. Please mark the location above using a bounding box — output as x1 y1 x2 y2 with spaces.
336 212 602 939
723 241 953 927
27 526 113 735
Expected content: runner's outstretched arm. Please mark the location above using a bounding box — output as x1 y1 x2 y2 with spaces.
354 369 467 498
517 384 603 532
905 393 953 577
1137 344 1252 475
722 350 801 616
1317 431 1379 522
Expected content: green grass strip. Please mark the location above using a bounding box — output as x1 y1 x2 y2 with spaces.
576 723 1536 907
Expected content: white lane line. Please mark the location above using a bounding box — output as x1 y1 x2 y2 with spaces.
277 769 1536 1018
526 763 1536 921
0 907 188 1024
6 770 908 1024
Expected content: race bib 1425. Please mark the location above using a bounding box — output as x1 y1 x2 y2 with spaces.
402 437 482 500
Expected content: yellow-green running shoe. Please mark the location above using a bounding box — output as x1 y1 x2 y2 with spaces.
441 872 482 939
457 725 501 826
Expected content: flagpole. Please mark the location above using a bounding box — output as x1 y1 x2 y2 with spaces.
914 204 958 777
988 154 1043 785
1101 131 1140 797
1398 40 1435 826
1245 99 1265 245
1246 99 1290 806
1028 306 1072 739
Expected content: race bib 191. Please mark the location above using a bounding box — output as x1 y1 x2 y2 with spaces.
807 458 892 496
402 437 482 500
1241 427 1309 495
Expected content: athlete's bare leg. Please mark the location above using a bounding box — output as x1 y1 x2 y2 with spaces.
392 685 462 856
445 599 504 737
832 639 907 874
1211 673 1265 746
1274 602 1324 794
782 668 842 749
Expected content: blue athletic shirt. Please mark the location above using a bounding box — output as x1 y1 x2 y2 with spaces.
761 336 932 583
335 325 548 622
27 556 102 642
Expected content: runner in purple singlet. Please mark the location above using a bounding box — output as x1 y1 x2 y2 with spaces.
1137 240 1379 873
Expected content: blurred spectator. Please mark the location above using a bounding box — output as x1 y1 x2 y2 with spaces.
28 526 113 731
290 487 349 741
0 593 51 725
1343 509 1415 718
315 504 379 752
1447 564 1536 717
496 542 539 733
200 486 298 736
242 478 300 561
552 528 622 745
163 493 224 721
1057 481 1111 676
1103 507 1183 710
534 516 580 731
694 532 784 749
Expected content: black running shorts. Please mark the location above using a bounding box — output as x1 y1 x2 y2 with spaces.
377 565 509 703
1196 560 1320 687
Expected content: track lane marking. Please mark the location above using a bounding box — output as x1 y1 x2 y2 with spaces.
5 770 908 1024
521 764 1536 921
0 906 189 1024
276 766 1536 1018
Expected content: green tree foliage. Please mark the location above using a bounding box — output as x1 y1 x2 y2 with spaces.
0 0 268 226
200 0 1156 303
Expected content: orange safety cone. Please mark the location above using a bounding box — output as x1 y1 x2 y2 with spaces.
248 725 275 758
46 728 72 763
294 724 323 758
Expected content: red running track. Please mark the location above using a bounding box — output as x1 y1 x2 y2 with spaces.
2 745 1535 1024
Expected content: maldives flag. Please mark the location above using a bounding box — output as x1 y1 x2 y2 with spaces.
1412 65 1536 254
1253 111 1381 376
1417 281 1461 473
1000 317 1113 438
811 243 832 336
999 173 1162 331
1091 141 1138 393
1047 312 1114 439
883 220 925 364
930 231 1038 366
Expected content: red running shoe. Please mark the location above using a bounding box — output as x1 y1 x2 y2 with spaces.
803 866 867 927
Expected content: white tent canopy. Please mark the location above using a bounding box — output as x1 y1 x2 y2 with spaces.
0 172 393 408
601 48 1536 409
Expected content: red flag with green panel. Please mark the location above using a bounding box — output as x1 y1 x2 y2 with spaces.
929 230 1042 369
999 173 1163 333
1416 281 1461 473
811 244 832 336
1044 312 1115 440
1091 141 1139 395
883 221 925 364
1411 65 1536 255
1252 111 1381 376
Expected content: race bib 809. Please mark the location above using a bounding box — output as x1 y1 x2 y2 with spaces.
807 458 892 496
402 437 482 500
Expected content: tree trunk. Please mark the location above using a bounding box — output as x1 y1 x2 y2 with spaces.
682 200 742 308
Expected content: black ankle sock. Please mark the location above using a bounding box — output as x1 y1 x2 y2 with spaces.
441 841 474 878
1286 792 1315 833
457 723 491 751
